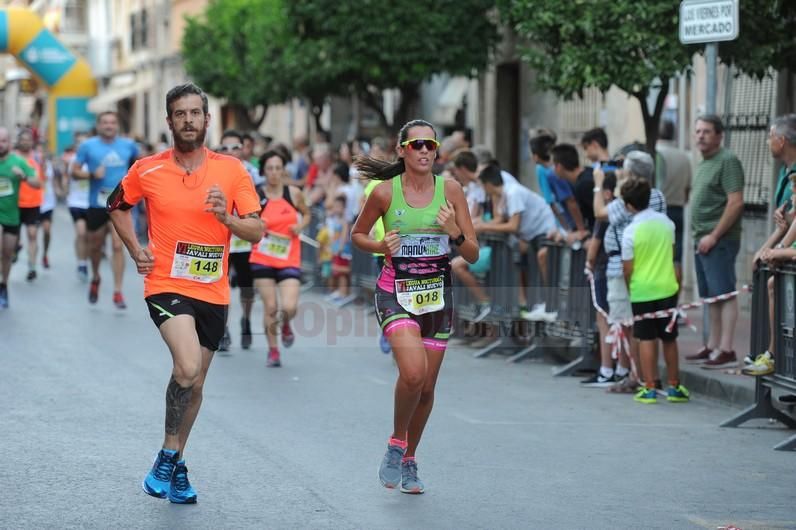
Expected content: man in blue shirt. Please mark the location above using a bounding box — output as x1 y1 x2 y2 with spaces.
72 111 139 308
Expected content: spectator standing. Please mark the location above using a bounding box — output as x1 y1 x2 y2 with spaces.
620 178 689 404
529 129 565 226
655 120 692 284
744 114 796 375
685 115 745 369
594 151 668 391
550 143 591 235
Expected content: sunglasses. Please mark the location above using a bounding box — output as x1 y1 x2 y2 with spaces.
218 144 242 152
400 138 440 151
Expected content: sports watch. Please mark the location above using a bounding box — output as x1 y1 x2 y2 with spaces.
451 233 466 246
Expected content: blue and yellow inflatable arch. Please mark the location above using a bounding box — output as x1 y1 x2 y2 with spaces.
0 7 96 154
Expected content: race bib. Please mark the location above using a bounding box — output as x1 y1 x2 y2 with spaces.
258 232 292 260
395 275 445 315
96 187 113 208
0 178 13 197
392 234 450 258
230 235 252 253
170 241 225 283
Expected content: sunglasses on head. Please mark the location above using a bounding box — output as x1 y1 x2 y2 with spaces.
400 138 440 151
218 144 242 152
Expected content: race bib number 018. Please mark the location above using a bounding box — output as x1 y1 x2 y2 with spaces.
258 232 292 260
170 241 225 283
394 275 445 315
0 178 13 197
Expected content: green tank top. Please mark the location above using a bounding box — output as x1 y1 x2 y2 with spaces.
383 174 448 239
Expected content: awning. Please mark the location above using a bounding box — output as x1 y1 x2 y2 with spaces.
88 73 153 113
432 77 470 125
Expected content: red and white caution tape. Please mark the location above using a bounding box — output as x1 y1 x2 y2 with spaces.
584 268 751 378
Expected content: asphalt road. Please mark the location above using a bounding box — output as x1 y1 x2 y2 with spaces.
1 206 794 530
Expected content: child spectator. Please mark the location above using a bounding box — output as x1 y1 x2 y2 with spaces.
327 196 352 302
620 178 689 404
316 223 333 291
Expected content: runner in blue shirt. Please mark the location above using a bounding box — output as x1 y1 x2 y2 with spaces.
72 111 139 308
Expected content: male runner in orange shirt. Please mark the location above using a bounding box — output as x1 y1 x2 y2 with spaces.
108 83 263 504
16 129 45 281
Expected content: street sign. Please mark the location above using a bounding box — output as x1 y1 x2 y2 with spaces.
679 0 739 44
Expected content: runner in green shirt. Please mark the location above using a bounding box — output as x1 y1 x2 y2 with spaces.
0 127 36 308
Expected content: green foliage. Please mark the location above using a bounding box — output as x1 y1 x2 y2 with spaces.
283 0 501 128
182 0 292 111
497 0 690 101
719 0 796 79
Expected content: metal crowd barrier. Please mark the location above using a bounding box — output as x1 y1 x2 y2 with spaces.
450 234 597 372
721 264 796 451
542 242 599 376
299 205 324 292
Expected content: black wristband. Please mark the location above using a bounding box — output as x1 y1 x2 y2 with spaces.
450 233 465 246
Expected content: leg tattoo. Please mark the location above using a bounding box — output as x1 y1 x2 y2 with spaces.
165 376 194 435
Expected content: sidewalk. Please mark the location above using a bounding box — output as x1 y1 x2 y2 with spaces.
676 304 756 408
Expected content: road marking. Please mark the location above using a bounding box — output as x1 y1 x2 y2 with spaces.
450 412 713 428
688 516 796 529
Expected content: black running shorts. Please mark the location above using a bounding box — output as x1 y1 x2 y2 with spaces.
19 207 40 226
1 223 20 236
146 292 228 351
374 286 452 351
86 207 110 231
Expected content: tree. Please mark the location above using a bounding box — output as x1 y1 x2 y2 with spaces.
498 0 796 153
284 1 501 133
181 0 292 130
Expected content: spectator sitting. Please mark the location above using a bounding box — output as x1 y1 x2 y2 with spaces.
470 163 559 321
529 128 563 226
620 177 689 404
452 150 485 218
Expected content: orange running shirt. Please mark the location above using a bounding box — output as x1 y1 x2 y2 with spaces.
18 156 44 208
249 186 301 269
121 148 260 305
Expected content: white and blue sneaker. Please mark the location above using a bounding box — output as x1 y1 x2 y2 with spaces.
168 459 197 504
143 449 178 498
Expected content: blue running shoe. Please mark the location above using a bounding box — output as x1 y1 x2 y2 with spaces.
143 449 178 498
666 384 690 403
378 441 406 489
0 284 8 309
168 460 197 504
379 333 391 354
400 458 425 494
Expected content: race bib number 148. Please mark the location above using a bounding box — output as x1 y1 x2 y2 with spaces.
170 241 225 283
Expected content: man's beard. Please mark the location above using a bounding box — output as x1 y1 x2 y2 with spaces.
0 148 8 158
172 126 207 152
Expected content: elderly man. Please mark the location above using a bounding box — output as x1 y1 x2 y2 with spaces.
685 115 745 369
745 114 796 375
593 151 667 390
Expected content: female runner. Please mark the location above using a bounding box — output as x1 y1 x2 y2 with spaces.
249 150 310 367
351 119 478 493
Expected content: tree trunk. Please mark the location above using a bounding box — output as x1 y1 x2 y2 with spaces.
635 79 669 186
310 96 326 139
393 85 421 133
232 104 268 131
360 89 391 134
